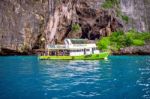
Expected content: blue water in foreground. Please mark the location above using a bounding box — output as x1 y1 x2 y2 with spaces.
0 56 150 99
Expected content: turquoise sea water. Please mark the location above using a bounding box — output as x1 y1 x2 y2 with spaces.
0 56 150 99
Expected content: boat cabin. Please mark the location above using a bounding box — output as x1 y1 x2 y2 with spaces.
41 39 100 56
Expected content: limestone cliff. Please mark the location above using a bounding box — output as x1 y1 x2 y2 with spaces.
120 0 150 32
0 0 149 55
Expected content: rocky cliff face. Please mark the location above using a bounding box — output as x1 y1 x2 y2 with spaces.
120 0 150 32
0 0 149 54
0 0 49 51
45 0 123 44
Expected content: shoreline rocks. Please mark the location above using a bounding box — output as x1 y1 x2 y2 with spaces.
0 48 34 56
112 44 150 55
1 44 150 56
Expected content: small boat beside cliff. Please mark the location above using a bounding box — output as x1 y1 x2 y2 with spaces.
38 39 109 60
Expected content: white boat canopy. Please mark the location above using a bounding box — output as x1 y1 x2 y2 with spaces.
47 39 97 50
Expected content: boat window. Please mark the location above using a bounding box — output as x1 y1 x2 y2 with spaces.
92 47 97 50
70 39 87 44
77 50 81 52
86 49 90 51
71 50 74 52
70 50 83 52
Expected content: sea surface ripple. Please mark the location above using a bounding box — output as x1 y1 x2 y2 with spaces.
0 56 149 99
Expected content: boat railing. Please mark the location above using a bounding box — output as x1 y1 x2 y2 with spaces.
47 45 68 49
47 43 97 49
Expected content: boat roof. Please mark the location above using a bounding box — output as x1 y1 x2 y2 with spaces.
66 39 87 44
47 44 97 50
65 38 95 44
46 39 97 50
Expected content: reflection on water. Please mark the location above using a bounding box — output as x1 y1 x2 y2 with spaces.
38 59 113 98
0 56 150 99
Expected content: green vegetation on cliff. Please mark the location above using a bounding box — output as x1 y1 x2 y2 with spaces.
102 0 119 8
97 30 150 51
102 0 130 24
121 15 129 23
71 24 81 32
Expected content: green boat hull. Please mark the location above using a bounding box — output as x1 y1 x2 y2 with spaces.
39 52 109 60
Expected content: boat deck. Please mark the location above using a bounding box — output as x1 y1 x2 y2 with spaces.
39 52 109 60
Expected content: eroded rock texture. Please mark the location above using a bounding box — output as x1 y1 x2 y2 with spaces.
0 0 48 51
120 0 150 32
0 0 123 53
1 0 149 54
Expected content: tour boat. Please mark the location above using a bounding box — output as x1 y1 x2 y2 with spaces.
39 39 109 60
